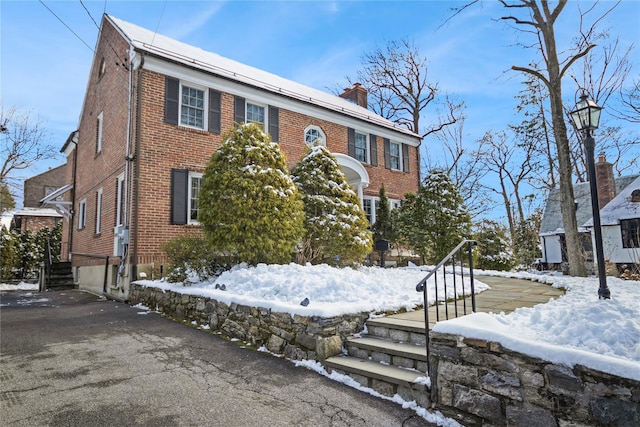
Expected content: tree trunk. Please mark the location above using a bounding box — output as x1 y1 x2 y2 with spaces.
544 28 588 276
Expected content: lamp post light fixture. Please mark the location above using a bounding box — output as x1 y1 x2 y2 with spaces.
569 93 610 299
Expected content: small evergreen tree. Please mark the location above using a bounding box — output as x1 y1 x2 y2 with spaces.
198 123 304 265
292 145 372 265
399 169 471 264
0 227 16 280
473 219 515 271
371 184 395 243
513 210 542 269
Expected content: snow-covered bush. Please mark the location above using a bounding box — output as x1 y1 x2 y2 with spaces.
473 219 516 271
198 123 304 265
398 170 471 264
292 144 372 265
161 234 228 284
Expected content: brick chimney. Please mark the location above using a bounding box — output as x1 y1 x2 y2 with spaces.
595 153 616 208
339 83 368 109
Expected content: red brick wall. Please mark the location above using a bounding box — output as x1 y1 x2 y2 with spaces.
71 18 421 270
18 216 61 234
70 19 130 266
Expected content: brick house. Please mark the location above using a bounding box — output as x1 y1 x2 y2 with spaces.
62 15 422 299
23 164 66 208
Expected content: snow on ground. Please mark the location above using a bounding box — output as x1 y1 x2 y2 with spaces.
135 263 488 317
0 281 39 291
434 269 640 381
4 265 639 425
133 264 639 377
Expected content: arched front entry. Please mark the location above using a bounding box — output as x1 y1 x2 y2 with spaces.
333 153 370 205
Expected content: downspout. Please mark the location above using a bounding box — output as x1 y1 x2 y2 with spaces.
68 134 78 261
130 55 144 283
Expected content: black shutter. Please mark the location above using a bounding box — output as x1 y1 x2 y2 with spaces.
369 134 378 166
234 96 245 124
208 89 221 134
269 106 279 142
383 138 391 169
402 143 410 172
347 128 356 158
165 77 179 125
171 169 188 225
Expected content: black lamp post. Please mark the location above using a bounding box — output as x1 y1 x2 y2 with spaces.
569 94 610 299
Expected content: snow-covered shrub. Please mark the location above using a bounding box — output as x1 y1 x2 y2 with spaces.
160 234 227 284
291 144 372 265
0 227 17 280
198 122 304 266
473 219 516 271
398 170 471 264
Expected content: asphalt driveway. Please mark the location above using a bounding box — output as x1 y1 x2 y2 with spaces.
0 290 434 427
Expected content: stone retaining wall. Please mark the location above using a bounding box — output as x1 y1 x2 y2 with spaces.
429 331 640 427
129 284 369 361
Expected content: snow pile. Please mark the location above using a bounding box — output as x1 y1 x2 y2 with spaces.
136 263 488 317
0 281 39 291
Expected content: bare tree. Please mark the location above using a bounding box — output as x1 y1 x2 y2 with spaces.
493 0 619 277
511 72 558 189
345 38 462 139
476 130 535 241
425 114 491 219
613 78 640 123
1 106 58 192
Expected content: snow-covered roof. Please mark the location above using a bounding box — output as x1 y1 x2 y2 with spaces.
12 207 63 218
107 15 420 140
584 175 640 227
539 175 638 235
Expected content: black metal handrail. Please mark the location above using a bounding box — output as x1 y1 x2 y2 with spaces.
416 239 477 375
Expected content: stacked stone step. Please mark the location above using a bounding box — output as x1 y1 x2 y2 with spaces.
323 316 431 408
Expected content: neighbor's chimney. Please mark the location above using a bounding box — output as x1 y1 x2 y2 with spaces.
595 153 616 208
339 83 368 109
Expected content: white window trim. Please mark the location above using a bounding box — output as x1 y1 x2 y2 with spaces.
78 198 87 230
304 125 326 147
95 188 103 234
389 141 402 171
355 131 369 164
116 173 125 227
245 100 268 130
96 112 103 154
363 196 380 224
179 82 208 130
188 172 203 225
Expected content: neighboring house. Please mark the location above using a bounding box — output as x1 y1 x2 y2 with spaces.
10 207 62 234
584 175 640 271
61 15 422 299
23 164 66 208
538 154 639 270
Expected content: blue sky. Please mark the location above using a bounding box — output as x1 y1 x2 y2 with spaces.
1 1 638 218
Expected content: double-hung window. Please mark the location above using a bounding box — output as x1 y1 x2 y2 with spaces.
78 199 87 230
246 102 266 129
116 174 125 226
95 188 103 234
389 142 401 170
96 112 103 154
363 198 374 225
354 132 368 163
188 172 203 224
180 84 206 129
171 169 205 225
621 218 640 248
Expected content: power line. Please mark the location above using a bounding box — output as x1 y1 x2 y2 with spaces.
38 0 94 53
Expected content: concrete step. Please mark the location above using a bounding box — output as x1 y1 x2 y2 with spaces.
345 336 428 371
324 355 430 407
365 317 427 346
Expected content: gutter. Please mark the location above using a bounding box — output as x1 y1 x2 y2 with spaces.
130 54 144 282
